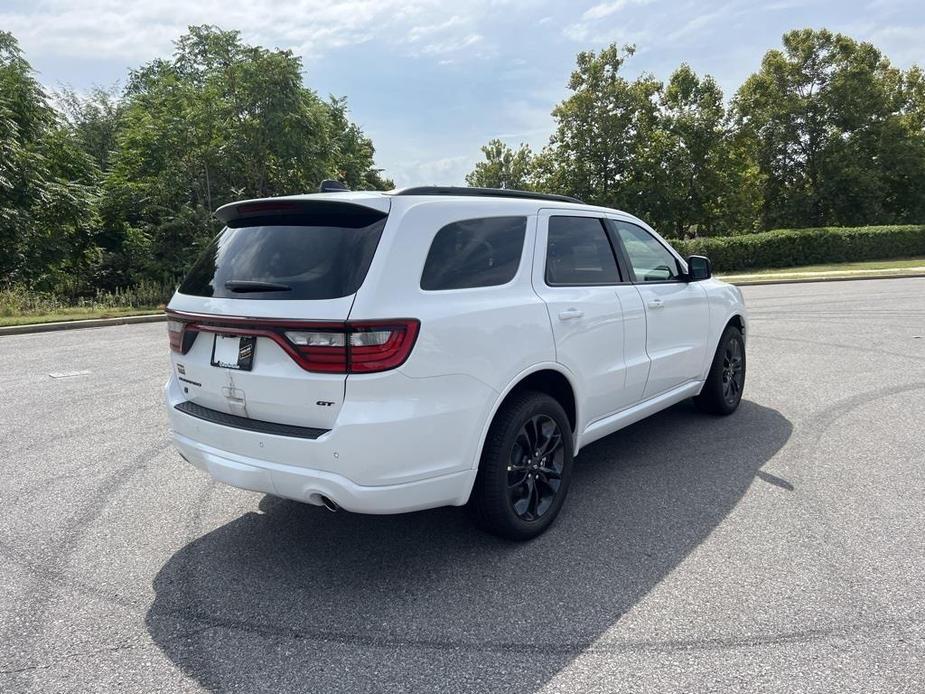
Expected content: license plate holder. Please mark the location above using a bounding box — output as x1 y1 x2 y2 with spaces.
210 334 256 371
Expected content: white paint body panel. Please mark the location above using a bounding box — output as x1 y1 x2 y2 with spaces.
634 281 710 399
531 209 648 431
165 192 747 513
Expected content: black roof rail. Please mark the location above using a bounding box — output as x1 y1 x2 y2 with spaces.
390 186 584 205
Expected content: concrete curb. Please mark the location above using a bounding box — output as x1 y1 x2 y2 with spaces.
726 271 925 287
0 313 165 337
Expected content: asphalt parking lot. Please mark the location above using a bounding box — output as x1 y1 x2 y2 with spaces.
0 277 923 693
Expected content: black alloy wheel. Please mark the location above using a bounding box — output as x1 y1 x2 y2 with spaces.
507 414 565 521
469 391 574 540
695 324 746 415
721 335 745 407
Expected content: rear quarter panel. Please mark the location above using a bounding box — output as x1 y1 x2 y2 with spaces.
349 199 556 392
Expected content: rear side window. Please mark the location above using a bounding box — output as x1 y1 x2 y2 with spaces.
546 216 621 285
178 211 386 300
421 216 526 290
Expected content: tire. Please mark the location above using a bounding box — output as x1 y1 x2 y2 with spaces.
695 324 746 415
468 391 574 541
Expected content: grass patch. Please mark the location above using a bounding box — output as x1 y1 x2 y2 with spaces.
0 280 173 328
0 307 163 327
719 256 925 281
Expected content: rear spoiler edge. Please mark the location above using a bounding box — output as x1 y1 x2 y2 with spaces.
215 195 391 225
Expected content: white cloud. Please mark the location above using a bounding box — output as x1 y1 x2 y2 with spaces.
401 12 493 58
563 22 649 45
564 0 653 43
420 33 484 55
581 0 652 21
665 6 730 43
408 16 466 42
0 0 526 63
866 0 920 11
492 97 556 141
388 154 474 187
760 0 810 10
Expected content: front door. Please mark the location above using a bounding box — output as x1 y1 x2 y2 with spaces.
611 219 710 400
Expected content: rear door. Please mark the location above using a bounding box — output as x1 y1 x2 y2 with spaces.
532 211 649 427
609 218 710 399
166 197 389 430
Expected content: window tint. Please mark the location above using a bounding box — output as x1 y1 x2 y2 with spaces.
615 221 681 282
178 213 386 300
421 217 526 290
545 216 621 285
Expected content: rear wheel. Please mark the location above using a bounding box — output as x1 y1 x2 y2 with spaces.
695 324 746 415
469 391 574 541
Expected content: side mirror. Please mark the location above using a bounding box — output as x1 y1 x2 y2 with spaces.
686 255 712 281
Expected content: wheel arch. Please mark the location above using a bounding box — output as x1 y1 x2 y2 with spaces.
469 363 579 474
727 313 746 339
698 310 748 385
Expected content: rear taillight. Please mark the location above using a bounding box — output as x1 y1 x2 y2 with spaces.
165 311 418 374
348 321 420 373
167 318 197 354
283 320 419 374
283 327 348 373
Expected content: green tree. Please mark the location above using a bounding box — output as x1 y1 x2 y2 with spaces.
0 31 98 289
98 25 390 287
541 45 662 210
887 65 925 222
56 86 122 173
902 66 925 132
325 96 393 190
465 139 536 189
657 65 761 236
467 47 759 237
734 28 925 228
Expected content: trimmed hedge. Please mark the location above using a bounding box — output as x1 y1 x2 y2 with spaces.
673 225 925 273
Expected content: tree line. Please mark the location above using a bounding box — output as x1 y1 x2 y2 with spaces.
0 26 391 294
2 26 923 297
467 29 925 239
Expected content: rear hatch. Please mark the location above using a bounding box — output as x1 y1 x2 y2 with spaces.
166 196 394 431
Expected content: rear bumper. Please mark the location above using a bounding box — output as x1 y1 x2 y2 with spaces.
171 430 476 513
164 370 492 513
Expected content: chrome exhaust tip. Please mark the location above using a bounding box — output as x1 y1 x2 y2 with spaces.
320 496 339 513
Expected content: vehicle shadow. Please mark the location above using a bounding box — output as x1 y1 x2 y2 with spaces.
145 399 792 693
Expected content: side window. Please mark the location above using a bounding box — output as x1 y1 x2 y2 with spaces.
421 216 527 290
614 221 681 282
545 216 621 285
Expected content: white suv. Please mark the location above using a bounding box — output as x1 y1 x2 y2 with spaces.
165 186 747 540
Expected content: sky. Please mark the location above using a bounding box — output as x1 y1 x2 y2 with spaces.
2 0 923 187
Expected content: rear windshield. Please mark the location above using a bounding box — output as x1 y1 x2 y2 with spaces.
178 212 386 300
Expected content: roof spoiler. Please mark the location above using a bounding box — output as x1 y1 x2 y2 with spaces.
215 197 388 227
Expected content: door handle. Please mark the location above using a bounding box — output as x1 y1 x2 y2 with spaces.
558 308 584 321
647 298 665 309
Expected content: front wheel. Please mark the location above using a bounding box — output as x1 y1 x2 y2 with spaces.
468 391 574 541
695 324 746 415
